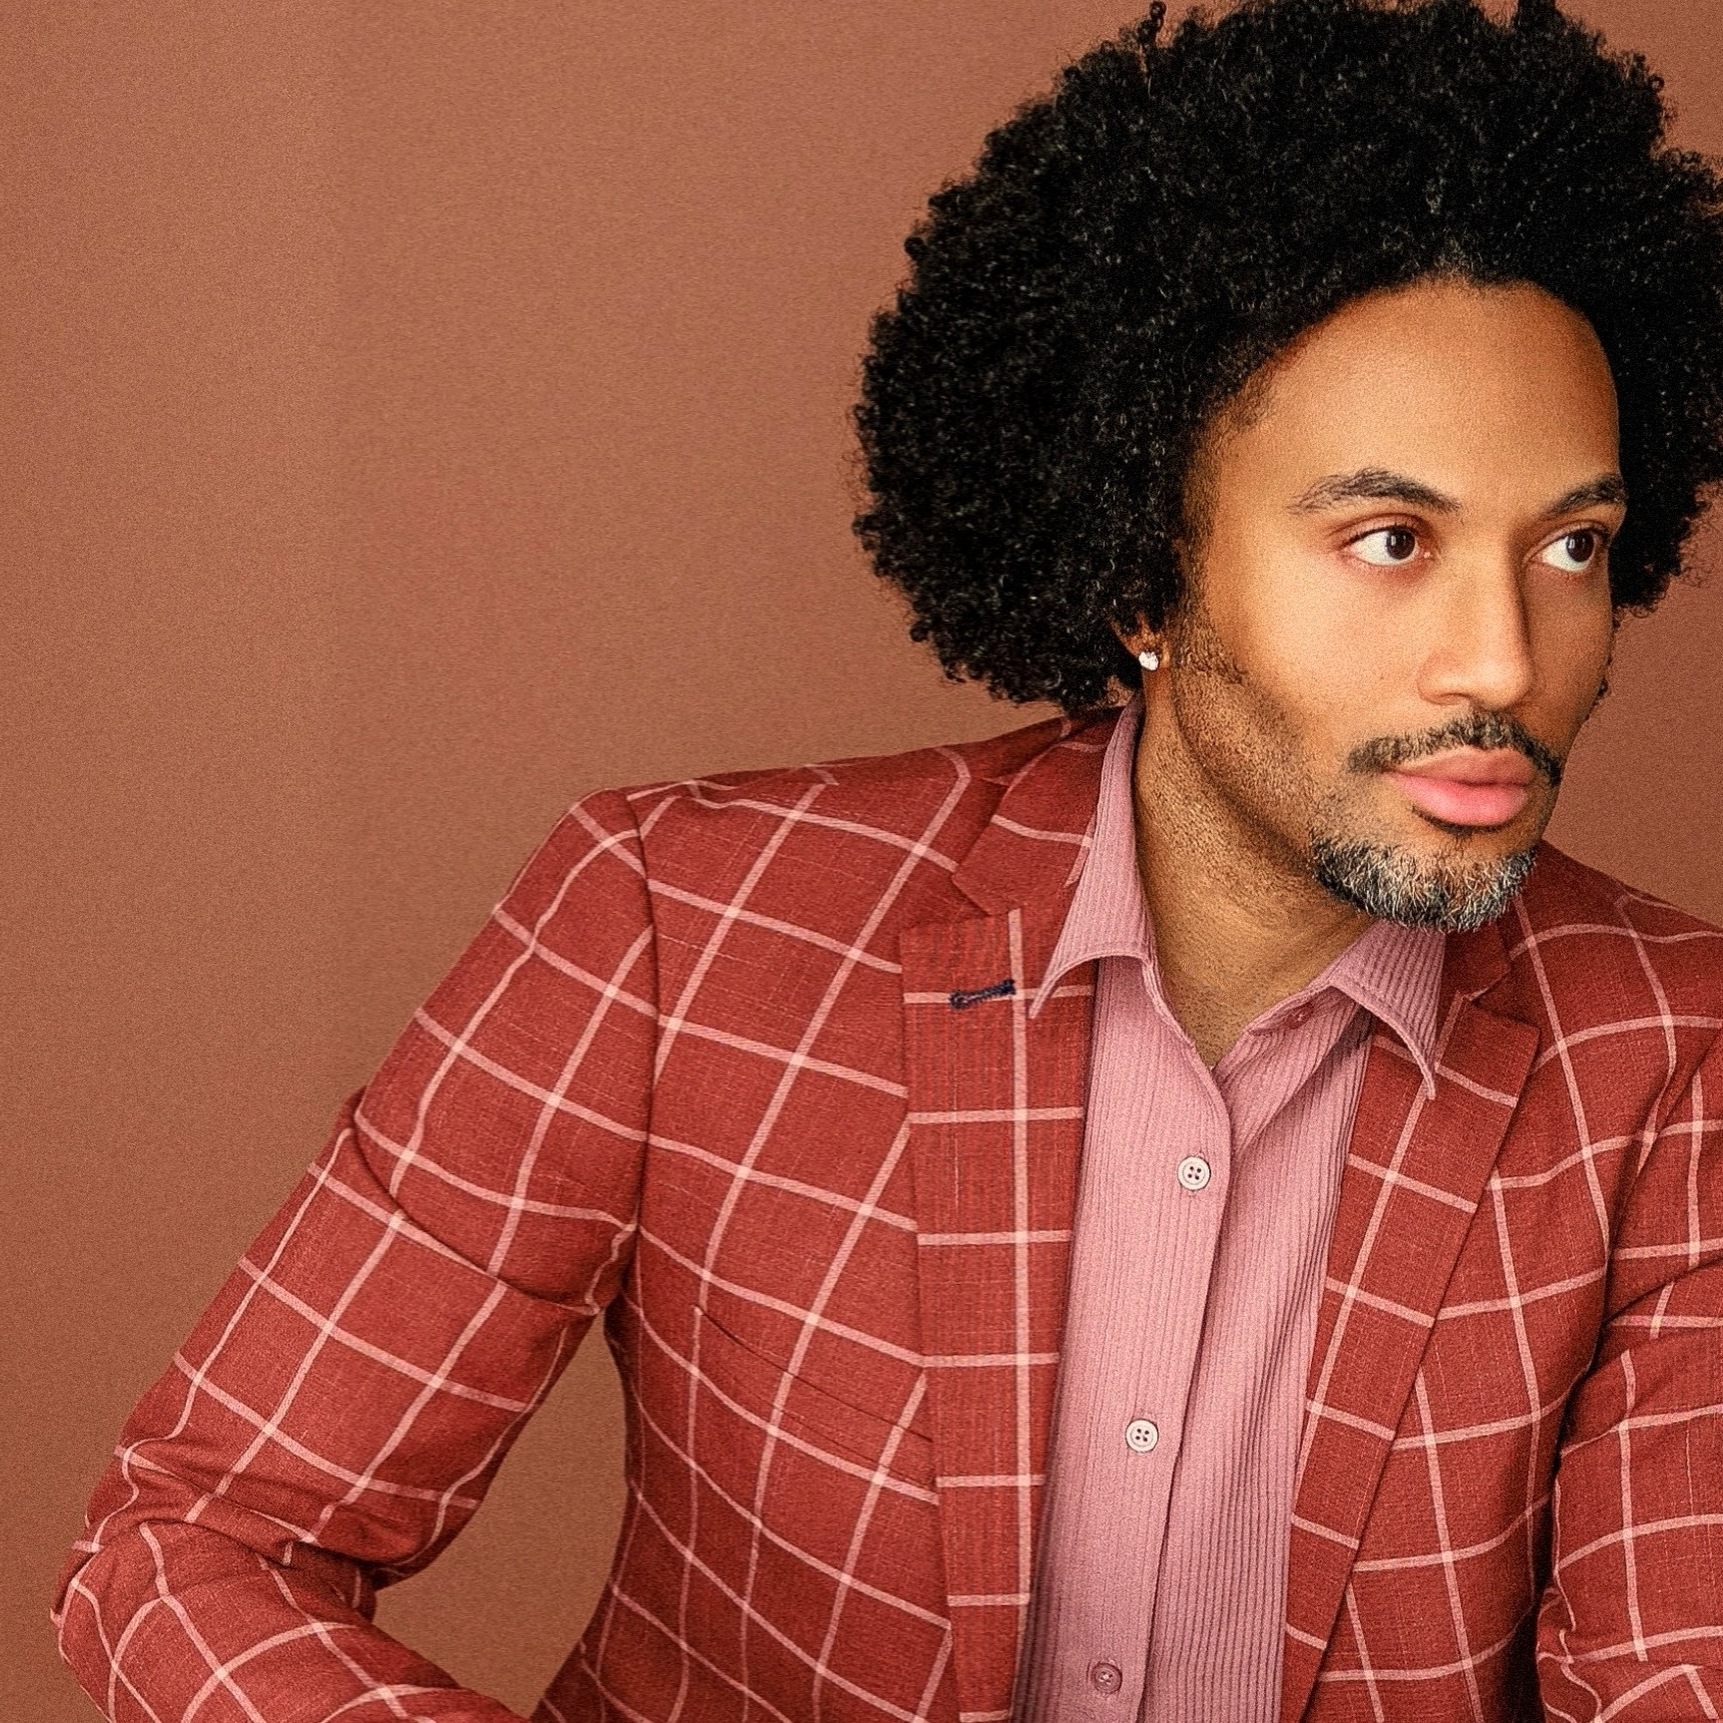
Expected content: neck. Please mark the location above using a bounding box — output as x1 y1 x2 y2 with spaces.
1131 690 1373 1066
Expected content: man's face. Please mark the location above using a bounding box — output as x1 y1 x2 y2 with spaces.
1151 276 1624 932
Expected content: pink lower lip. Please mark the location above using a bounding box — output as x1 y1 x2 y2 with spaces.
1390 772 1532 827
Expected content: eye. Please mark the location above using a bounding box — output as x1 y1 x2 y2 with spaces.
1351 525 1421 566
1541 527 1608 574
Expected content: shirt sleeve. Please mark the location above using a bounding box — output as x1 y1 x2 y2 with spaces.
53 789 659 1723
1536 1029 1723 1719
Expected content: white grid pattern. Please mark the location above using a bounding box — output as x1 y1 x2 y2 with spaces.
53 707 1723 1723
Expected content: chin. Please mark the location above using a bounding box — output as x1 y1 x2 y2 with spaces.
1308 831 1540 932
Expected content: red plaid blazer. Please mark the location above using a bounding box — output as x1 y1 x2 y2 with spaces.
57 708 1723 1723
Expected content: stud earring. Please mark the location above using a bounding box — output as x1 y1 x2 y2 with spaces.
1137 646 1162 672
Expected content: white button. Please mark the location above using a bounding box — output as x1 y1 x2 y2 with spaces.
1124 1418 1160 1453
1177 1155 1212 1192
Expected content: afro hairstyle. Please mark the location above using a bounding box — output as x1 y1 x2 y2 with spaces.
853 0 1723 714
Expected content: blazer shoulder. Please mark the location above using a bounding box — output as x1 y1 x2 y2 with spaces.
587 707 1116 944
615 708 1107 849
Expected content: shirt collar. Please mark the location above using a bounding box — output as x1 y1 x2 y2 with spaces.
1031 697 1156 1006
1031 696 1446 1097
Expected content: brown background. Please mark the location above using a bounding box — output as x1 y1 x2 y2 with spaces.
5 2 1720 1716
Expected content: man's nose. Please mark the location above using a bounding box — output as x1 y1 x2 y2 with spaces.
1415 556 1537 715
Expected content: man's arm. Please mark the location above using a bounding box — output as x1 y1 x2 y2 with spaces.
54 790 659 1723
1537 1030 1723 1720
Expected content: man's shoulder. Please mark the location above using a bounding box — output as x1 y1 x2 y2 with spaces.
1509 841 1723 1012
608 707 1116 854
528 708 1118 947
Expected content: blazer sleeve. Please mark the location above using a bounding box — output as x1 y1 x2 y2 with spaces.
53 789 659 1723
1536 1028 1723 1719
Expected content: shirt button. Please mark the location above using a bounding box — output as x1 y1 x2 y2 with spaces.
1124 1418 1160 1453
1176 1155 1211 1192
1090 1661 1124 1694
1287 1004 1313 1028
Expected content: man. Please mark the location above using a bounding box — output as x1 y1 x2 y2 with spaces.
55 1 1723 1719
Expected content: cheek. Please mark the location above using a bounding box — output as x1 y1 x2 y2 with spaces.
1527 583 1613 719
1222 547 1420 733
1172 592 1339 814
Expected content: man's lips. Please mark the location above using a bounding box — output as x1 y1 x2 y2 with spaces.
1387 749 1538 828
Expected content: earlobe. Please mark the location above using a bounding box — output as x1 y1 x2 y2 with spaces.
1113 616 1162 673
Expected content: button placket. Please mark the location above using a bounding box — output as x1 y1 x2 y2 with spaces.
1018 952 1240 1723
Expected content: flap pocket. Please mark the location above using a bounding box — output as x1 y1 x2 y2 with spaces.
694 1305 930 1475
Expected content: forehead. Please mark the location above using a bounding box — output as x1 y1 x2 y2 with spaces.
1210 278 1621 499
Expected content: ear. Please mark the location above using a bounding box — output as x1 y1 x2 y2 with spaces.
1112 616 1152 658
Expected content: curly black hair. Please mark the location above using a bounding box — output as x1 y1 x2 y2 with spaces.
853 0 1723 714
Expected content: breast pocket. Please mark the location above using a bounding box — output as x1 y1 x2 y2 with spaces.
692 1304 932 1482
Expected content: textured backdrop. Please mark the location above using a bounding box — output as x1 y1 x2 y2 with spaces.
6 1 1721 1715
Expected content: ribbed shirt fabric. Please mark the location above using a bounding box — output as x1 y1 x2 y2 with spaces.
1015 699 1446 1723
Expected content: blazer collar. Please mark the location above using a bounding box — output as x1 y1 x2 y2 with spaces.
949 698 1516 1021
1274 896 1535 1723
949 706 1120 923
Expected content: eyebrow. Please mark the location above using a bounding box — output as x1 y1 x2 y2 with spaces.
1288 467 1628 518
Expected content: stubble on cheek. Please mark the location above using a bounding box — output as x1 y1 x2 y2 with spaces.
1162 594 1329 882
1166 586 1247 684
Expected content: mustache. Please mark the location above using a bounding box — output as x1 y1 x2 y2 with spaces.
1347 710 1564 789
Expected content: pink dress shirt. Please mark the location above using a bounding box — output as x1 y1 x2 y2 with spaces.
1015 699 1446 1722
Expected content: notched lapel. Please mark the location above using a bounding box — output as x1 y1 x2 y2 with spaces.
900 901 1092 1723
1280 975 1539 1723
894 705 1111 1719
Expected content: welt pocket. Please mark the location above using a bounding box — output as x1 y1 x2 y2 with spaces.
693 1305 931 1472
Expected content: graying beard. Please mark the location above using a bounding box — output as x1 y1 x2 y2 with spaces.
1309 835 1537 932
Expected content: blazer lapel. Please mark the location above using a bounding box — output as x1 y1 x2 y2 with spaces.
1280 924 1539 1723
899 713 1113 1723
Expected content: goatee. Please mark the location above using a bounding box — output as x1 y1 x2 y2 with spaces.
1310 834 1537 931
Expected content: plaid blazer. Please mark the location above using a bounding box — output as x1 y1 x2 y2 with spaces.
57 707 1723 1723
